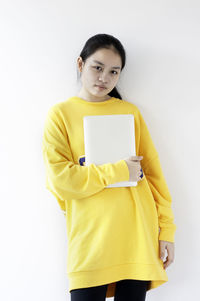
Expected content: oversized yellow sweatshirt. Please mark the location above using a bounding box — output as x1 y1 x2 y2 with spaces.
42 96 176 298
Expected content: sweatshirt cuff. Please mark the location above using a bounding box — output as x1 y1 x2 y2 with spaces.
108 159 130 184
159 226 176 243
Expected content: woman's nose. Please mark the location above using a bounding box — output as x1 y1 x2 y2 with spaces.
99 72 109 83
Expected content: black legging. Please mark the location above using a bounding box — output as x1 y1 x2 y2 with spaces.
70 279 150 301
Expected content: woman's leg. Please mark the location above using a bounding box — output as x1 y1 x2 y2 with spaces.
70 283 108 301
114 279 150 301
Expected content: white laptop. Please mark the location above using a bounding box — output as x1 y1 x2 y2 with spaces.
83 114 140 188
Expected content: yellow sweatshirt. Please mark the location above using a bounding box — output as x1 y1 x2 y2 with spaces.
42 96 176 298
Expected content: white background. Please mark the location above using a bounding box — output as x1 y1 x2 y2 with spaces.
0 0 200 300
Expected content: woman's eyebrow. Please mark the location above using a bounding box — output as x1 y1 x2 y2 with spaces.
93 60 121 69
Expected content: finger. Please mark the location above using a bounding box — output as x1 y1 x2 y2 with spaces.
160 251 165 261
163 258 170 269
163 255 173 269
160 247 165 260
130 156 143 161
165 245 174 266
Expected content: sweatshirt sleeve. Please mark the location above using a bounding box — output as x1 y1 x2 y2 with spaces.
138 109 176 242
42 106 130 212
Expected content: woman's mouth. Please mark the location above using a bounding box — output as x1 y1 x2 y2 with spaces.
95 85 106 90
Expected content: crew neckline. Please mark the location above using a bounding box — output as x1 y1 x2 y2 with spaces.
70 96 118 105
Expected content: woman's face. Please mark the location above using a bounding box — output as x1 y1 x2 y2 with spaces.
77 48 122 101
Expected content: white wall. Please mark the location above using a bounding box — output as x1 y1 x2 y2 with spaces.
0 0 199 300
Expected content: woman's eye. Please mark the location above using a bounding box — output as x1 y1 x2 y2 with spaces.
93 66 101 71
93 66 118 75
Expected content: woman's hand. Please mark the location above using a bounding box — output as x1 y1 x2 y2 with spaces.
124 156 143 182
159 240 175 269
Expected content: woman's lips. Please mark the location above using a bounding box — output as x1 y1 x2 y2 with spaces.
95 85 106 90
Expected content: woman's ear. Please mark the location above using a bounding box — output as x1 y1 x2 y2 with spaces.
77 56 84 72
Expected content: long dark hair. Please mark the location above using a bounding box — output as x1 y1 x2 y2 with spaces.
77 33 126 100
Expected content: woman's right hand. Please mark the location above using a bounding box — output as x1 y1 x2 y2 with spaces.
124 156 143 182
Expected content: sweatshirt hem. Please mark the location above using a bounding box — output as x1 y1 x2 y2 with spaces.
67 262 168 298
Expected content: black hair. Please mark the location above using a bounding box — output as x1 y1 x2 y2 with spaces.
77 33 126 100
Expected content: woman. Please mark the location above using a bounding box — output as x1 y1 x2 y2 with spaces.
42 33 176 301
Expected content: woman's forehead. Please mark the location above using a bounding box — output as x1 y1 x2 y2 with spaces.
88 49 122 67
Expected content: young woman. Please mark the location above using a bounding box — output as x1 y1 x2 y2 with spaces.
42 33 176 301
